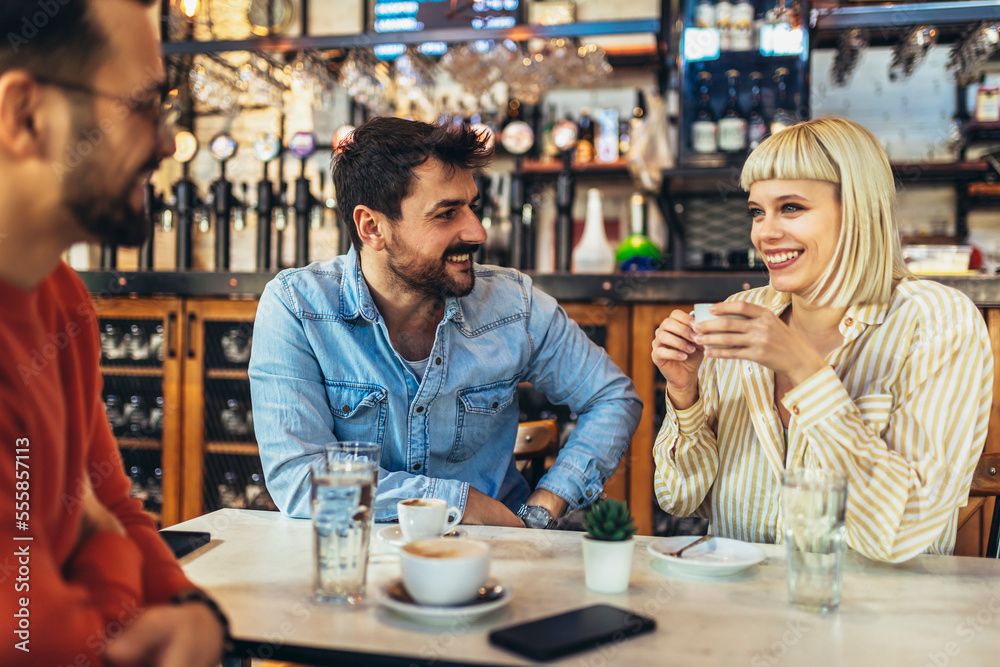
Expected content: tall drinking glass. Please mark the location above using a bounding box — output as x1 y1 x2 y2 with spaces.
312 442 381 603
781 468 848 613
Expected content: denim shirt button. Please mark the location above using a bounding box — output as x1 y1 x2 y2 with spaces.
413 463 421 471
585 489 593 497
435 357 442 365
416 406 424 413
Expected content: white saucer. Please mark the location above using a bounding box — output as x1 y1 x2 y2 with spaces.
377 525 467 548
377 578 512 623
647 536 765 577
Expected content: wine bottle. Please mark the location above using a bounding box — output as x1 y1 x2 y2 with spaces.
747 71 769 149
771 67 795 134
615 193 662 272
718 69 748 153
692 72 718 154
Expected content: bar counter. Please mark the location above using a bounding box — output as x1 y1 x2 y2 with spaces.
78 269 1000 306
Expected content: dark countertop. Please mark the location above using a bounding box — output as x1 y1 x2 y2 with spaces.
78 270 1000 307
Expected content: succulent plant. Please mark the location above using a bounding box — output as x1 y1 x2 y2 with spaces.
583 499 637 541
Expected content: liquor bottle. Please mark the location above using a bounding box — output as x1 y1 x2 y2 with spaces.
694 0 715 28
692 72 718 154
571 188 615 274
771 67 795 134
541 103 559 159
576 108 595 163
718 69 748 153
747 71 769 150
715 0 733 51
731 0 755 50
615 193 662 272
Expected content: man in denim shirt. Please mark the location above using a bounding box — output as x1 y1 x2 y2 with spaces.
249 117 642 527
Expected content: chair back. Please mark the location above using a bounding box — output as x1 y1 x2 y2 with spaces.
514 420 560 490
969 452 1000 558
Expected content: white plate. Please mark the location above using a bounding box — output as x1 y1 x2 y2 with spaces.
647 536 765 577
377 525 467 548
376 578 512 623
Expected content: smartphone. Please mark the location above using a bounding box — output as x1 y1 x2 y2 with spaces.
488 604 656 661
159 530 211 558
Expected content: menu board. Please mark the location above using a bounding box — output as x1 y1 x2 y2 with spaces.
371 0 522 34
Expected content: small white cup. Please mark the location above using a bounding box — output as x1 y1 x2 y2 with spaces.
400 538 490 606
692 303 748 349
397 498 463 543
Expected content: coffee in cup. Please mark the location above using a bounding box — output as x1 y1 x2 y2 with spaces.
400 538 490 606
692 303 749 349
397 498 463 543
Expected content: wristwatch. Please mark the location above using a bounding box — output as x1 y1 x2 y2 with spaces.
517 503 556 529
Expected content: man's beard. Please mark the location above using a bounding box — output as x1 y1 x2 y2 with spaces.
384 238 480 299
61 116 155 247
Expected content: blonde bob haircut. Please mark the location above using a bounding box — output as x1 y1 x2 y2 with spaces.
740 117 912 308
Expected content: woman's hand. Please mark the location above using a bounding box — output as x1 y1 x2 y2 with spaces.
691 302 828 385
651 309 705 410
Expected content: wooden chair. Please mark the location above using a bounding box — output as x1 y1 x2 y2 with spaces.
969 452 1000 558
514 420 560 490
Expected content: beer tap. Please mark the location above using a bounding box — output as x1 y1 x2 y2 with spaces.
551 119 580 273
497 123 531 270
171 130 200 270
208 132 238 270
288 131 318 267
252 133 281 271
139 182 166 269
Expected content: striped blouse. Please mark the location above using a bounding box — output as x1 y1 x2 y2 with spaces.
653 279 993 562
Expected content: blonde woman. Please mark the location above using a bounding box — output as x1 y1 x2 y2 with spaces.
651 117 992 563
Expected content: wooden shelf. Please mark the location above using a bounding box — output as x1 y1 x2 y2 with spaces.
519 158 631 177
118 437 162 451
100 365 164 377
205 441 259 456
205 369 250 380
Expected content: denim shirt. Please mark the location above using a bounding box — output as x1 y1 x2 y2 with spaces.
249 248 642 521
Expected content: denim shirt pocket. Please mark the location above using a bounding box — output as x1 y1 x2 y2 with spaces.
449 377 519 463
325 381 388 446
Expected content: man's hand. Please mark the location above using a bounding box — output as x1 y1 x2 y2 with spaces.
525 488 569 518
463 487 524 527
72 478 126 558
105 600 225 667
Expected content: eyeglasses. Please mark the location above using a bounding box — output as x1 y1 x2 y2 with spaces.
33 76 181 139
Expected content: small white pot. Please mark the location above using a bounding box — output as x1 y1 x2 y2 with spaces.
582 535 635 594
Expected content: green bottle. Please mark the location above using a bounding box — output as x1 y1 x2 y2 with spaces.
615 193 662 271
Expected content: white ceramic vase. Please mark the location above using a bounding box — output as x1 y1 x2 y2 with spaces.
581 535 635 594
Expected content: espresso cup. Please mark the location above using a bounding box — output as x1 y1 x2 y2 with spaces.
400 538 490 606
692 303 749 349
397 498 463 543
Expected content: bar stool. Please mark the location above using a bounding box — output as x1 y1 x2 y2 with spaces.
514 420 560 490
969 451 1000 559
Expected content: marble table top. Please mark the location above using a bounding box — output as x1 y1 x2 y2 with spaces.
172 509 1000 666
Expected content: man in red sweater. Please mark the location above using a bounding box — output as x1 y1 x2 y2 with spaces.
0 1 226 665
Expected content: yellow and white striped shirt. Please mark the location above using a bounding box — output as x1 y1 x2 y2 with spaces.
653 279 992 562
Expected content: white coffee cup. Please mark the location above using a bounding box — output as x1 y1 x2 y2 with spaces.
400 538 490 606
397 498 463 543
692 303 749 349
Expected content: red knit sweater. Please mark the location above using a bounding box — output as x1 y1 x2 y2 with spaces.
1 262 193 666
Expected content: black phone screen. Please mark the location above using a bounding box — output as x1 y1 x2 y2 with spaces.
488 604 656 661
159 530 211 558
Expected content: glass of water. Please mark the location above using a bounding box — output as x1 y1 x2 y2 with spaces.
312 442 381 604
781 468 848 614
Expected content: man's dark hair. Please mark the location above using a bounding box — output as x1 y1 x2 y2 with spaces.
332 116 494 251
1 0 157 84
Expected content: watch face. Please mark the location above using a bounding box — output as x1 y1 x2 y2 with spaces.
523 505 553 528
209 133 238 162
173 131 199 163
